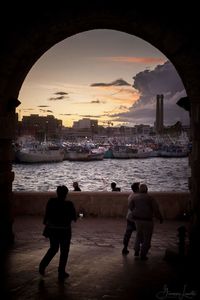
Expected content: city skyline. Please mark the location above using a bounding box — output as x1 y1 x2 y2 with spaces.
17 29 189 127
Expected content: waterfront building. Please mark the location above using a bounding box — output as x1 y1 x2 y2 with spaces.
134 124 152 135
73 118 98 130
19 114 62 140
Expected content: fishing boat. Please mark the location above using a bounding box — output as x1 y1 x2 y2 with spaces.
112 145 137 159
159 144 189 157
64 145 104 161
112 145 155 159
67 150 104 161
15 141 64 163
103 147 114 159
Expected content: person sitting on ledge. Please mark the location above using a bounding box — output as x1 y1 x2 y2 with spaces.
73 182 81 191
111 182 121 192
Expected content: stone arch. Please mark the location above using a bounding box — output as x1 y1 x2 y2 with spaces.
1 7 200 99
0 4 200 259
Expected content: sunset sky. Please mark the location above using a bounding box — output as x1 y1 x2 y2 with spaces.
18 29 189 127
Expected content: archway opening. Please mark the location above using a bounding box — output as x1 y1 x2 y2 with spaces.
13 29 190 193
1 4 198 296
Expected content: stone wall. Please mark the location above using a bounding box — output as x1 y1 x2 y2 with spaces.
13 191 190 220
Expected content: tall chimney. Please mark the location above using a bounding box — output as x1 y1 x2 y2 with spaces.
160 94 164 132
156 94 160 132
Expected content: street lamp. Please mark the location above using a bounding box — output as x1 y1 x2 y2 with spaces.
91 124 95 140
45 120 48 141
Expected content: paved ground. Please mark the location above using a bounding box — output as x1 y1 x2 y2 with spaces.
2 216 198 299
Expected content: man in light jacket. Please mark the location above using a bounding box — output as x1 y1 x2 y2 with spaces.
129 183 163 260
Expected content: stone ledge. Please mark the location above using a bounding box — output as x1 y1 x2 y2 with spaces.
13 191 190 219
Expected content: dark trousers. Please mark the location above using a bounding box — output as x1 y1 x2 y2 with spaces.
123 220 136 248
40 230 71 274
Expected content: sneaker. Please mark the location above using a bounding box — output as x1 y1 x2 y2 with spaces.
134 251 139 257
122 248 129 255
58 272 70 281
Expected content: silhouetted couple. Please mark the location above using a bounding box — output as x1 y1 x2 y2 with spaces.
122 183 163 260
39 185 77 281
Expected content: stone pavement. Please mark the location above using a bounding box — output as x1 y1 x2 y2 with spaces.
3 217 198 299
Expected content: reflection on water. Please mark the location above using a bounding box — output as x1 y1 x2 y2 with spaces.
12 157 190 192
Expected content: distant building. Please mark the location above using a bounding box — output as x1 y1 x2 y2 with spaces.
73 118 98 129
134 124 152 135
19 114 62 140
72 118 98 138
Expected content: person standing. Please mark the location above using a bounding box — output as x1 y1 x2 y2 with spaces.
39 185 77 281
129 183 163 260
122 182 140 255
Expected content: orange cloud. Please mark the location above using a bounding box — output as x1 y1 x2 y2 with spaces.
92 85 140 106
97 56 166 64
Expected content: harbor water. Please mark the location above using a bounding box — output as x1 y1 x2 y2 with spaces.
12 157 190 192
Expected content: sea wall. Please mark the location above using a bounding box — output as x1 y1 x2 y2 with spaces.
13 191 190 220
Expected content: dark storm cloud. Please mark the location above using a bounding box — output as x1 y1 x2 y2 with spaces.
133 61 184 105
39 109 53 113
80 114 101 118
119 105 128 110
114 61 190 125
74 99 106 104
48 91 69 101
55 92 68 96
102 105 128 117
60 113 76 116
111 106 156 124
49 96 65 101
91 99 105 104
91 78 131 87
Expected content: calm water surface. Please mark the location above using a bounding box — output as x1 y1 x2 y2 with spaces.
12 157 190 192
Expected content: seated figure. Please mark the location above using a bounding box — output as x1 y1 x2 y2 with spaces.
111 182 121 192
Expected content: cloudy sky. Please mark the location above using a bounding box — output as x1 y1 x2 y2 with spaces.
18 29 189 127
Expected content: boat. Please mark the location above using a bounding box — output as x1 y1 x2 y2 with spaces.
64 145 104 161
159 144 189 157
112 145 137 159
112 145 155 159
15 142 64 163
104 147 114 159
67 150 104 161
131 146 157 158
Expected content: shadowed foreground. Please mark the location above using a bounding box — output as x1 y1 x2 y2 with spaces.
4 217 198 299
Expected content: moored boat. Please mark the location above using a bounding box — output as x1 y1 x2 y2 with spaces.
62 143 105 161
67 151 104 161
67 148 104 161
112 145 155 159
159 144 188 157
16 142 64 163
